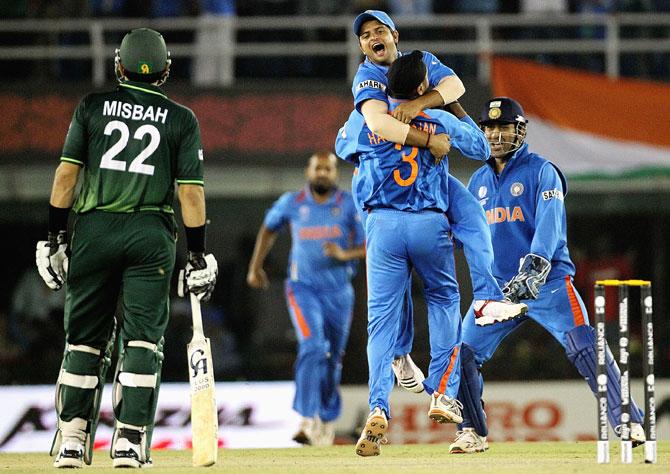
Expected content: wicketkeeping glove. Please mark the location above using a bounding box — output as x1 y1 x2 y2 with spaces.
35 231 69 291
177 252 218 302
502 253 551 303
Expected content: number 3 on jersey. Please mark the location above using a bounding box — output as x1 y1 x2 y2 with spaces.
100 120 160 176
393 144 418 187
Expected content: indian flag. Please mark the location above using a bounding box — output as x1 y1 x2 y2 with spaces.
491 57 670 179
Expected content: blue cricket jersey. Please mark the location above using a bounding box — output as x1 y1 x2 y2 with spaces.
335 102 489 212
352 51 455 112
467 143 575 283
263 187 365 290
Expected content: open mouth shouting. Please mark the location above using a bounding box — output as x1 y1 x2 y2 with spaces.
371 41 387 58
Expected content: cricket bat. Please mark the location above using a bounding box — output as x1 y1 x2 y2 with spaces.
187 293 218 467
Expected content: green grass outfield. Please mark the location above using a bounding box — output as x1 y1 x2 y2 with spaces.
1 442 667 473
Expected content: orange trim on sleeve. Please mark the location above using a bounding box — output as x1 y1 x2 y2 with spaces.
565 276 586 327
287 287 311 339
437 346 460 394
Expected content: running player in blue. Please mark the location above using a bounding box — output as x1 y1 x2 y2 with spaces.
350 10 528 396
246 151 365 447
348 51 496 457
448 97 646 454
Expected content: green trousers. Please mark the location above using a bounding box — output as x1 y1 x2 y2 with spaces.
64 211 177 346
59 211 176 425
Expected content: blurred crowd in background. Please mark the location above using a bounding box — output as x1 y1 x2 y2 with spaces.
1 0 669 82
3 0 670 18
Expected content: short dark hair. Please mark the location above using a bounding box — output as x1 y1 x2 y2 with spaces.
386 51 426 100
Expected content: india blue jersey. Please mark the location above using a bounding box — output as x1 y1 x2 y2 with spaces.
263 187 365 290
467 143 575 283
336 103 489 212
352 51 455 112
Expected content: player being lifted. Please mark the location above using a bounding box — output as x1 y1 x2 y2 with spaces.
349 9 527 394
449 97 646 453
35 28 218 468
343 51 496 457
247 152 365 446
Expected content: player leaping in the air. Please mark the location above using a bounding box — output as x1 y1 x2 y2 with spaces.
342 51 497 457
36 28 218 468
348 9 527 395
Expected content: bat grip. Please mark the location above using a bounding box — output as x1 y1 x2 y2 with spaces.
190 293 205 338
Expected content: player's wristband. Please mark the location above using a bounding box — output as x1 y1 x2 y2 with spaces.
49 204 70 234
185 224 206 253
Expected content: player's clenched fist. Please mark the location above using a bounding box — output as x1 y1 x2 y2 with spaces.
246 266 269 290
428 133 451 164
178 252 218 301
35 231 69 291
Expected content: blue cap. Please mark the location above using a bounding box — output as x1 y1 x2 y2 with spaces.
353 10 396 36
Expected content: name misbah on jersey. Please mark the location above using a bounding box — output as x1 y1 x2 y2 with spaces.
103 100 168 124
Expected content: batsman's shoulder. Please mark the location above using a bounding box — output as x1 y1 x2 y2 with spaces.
168 99 199 123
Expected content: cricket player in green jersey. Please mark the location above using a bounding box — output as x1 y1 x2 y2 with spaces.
35 28 218 469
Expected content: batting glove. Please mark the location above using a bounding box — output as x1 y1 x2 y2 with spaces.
178 252 218 302
35 231 69 291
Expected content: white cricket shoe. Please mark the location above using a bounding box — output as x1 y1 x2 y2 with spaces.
449 428 489 454
292 417 316 445
631 422 646 447
355 407 388 457
615 422 647 448
391 354 425 393
428 393 463 424
112 428 151 468
474 299 528 326
315 420 335 446
53 440 84 468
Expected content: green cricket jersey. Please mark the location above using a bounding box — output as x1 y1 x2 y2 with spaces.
61 81 204 214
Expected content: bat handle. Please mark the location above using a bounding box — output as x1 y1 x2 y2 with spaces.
190 293 205 337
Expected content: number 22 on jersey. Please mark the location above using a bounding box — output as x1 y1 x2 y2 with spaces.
100 120 160 176
393 143 418 187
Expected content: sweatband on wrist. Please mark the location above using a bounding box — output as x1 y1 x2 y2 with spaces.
185 225 206 253
49 204 70 234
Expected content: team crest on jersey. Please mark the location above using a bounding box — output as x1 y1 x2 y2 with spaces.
331 206 341 217
510 182 524 197
299 205 310 221
488 107 502 120
356 80 386 92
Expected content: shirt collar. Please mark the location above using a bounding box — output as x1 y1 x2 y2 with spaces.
118 81 167 99
487 142 529 173
303 184 339 205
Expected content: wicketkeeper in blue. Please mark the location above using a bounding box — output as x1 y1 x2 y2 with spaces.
247 151 365 446
448 97 646 454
